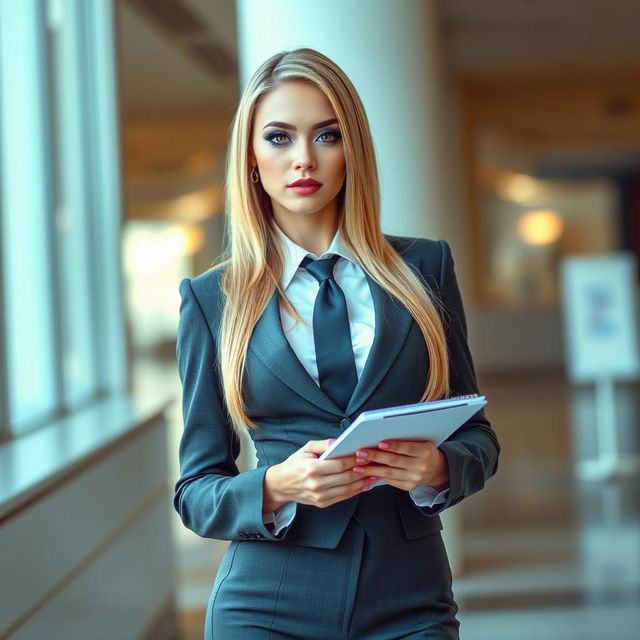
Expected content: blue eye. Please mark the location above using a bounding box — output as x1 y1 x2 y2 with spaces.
263 128 342 147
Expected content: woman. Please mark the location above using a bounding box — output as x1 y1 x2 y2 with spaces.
174 47 499 639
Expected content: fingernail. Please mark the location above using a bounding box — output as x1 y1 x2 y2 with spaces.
356 450 368 458
356 457 367 464
353 466 366 473
378 442 389 449
368 476 378 482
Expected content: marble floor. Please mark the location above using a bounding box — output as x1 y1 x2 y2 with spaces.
162 365 640 639
454 371 640 639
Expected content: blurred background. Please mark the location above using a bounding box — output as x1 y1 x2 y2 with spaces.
1 0 639 638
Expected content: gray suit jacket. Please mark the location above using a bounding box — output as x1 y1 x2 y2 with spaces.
173 235 499 549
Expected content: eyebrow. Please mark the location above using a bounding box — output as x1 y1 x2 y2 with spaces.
262 118 339 131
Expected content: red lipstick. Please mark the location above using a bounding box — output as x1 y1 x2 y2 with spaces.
288 178 322 195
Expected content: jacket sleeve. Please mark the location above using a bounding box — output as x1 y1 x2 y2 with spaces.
414 239 500 516
173 277 293 542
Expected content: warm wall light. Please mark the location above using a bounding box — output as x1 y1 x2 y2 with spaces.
518 210 565 245
172 189 220 224
126 225 205 277
159 225 205 258
496 172 538 202
174 224 205 256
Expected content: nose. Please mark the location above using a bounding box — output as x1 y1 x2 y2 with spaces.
292 139 316 172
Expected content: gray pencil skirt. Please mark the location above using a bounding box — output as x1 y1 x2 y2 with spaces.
205 488 459 640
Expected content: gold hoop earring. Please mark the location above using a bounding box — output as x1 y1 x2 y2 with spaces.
250 166 259 183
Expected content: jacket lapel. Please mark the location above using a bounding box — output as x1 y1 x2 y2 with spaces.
344 271 412 415
249 290 344 415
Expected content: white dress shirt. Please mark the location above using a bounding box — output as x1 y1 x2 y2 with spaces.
263 223 449 535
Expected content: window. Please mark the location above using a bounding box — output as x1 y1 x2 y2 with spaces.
0 0 126 439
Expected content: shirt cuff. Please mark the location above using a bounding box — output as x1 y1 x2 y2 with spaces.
262 501 297 536
409 485 450 508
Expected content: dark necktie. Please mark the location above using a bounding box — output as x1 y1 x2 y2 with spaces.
301 254 358 412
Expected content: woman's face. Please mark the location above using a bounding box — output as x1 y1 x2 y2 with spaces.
250 80 346 225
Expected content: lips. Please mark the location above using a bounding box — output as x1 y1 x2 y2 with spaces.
288 179 322 187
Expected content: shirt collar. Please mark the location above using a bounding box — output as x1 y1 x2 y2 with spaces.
273 222 357 291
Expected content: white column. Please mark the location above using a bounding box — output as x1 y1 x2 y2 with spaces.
236 0 463 573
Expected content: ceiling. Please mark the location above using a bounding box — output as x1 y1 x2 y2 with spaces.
116 0 640 116
116 0 239 115
439 0 640 74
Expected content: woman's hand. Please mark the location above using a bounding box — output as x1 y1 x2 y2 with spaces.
351 439 450 493
263 438 380 511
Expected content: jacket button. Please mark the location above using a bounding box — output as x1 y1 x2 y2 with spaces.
339 418 351 430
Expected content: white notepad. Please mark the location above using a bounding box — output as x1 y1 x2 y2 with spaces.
319 394 487 461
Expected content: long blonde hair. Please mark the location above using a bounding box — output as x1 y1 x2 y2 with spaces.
214 47 449 434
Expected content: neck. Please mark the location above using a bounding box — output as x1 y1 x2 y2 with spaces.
273 207 339 256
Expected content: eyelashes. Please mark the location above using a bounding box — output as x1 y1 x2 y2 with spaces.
262 129 342 147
